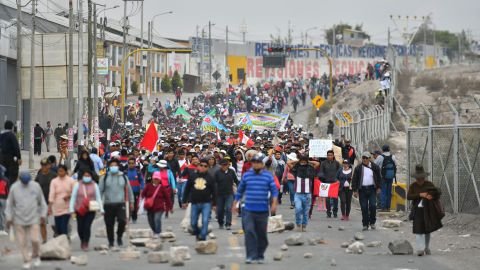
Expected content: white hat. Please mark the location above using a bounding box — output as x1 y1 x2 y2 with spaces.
287 152 298 162
110 151 120 158
157 160 168 168
220 150 227 155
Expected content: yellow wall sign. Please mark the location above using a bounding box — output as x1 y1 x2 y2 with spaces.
343 112 353 123
312 95 325 109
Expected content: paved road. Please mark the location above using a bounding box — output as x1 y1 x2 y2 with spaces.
0 199 465 270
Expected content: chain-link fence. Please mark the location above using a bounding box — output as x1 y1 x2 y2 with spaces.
407 124 480 214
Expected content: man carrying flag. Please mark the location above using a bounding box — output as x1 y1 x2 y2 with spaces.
287 155 319 232
319 150 341 218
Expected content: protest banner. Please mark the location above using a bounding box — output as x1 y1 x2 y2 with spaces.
309 139 333 158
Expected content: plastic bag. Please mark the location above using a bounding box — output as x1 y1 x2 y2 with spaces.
138 198 145 215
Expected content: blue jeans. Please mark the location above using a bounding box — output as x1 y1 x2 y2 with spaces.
294 193 311 226
287 181 295 206
147 211 164 234
177 181 187 208
381 178 393 209
54 214 71 236
190 202 211 240
216 195 234 227
359 186 377 227
242 210 269 261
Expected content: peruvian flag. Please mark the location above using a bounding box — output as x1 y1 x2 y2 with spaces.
318 181 340 198
139 122 158 152
238 130 254 148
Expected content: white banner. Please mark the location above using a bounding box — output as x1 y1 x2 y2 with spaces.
309 139 333 158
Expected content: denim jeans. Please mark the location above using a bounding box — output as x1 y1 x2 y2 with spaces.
242 210 269 261
216 195 234 227
0 199 6 231
190 202 211 240
147 211 164 234
359 186 377 227
381 178 393 209
54 214 71 236
294 193 311 226
287 181 295 206
177 181 187 208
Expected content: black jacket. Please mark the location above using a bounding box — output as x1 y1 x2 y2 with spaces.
0 130 21 159
167 158 180 178
351 162 382 191
183 171 216 205
214 168 239 196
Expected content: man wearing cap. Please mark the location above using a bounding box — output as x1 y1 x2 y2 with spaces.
352 152 382 231
214 159 239 230
182 158 216 241
34 158 56 242
6 171 47 269
342 139 356 165
234 152 278 264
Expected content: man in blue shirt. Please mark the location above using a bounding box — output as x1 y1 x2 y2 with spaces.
127 158 144 224
233 153 278 264
89 147 104 175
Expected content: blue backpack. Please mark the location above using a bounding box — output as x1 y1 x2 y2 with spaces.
381 155 396 180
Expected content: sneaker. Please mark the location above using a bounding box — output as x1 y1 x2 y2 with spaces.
425 248 431 255
290 205 294 209
257 258 265 264
370 224 376 230
245 258 254 264
301 225 307 232
362 226 368 231
32 257 41 268
22 262 31 269
225 226 231 231
0 230 8 236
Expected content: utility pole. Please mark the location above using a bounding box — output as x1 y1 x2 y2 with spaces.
28 0 36 169
67 0 74 168
140 1 144 96
146 22 151 109
87 0 92 141
423 21 427 68
122 0 128 109
225 25 229 91
196 25 200 77
208 21 212 90
16 0 22 146
93 4 99 148
201 29 205 84
433 25 437 67
458 33 462 64
332 24 336 80
78 0 84 147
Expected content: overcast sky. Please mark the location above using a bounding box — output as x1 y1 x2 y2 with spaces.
49 0 480 45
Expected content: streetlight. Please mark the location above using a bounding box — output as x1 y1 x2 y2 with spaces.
304 26 318 45
151 11 173 34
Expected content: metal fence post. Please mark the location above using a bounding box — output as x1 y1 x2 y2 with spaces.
448 101 459 214
421 103 433 179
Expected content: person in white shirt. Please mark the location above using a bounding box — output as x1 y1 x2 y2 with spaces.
352 152 382 231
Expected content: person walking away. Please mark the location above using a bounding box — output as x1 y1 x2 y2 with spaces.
0 165 9 235
99 159 134 248
377 145 397 211
233 153 278 264
54 123 64 152
407 165 443 256
342 139 356 165
319 150 341 218
33 123 45 156
48 165 75 237
283 153 298 209
89 148 104 176
214 159 239 230
301 89 307 106
0 120 22 183
142 171 173 238
127 158 144 224
34 158 57 243
287 155 319 231
352 152 382 231
337 160 353 221
5 171 47 269
182 158 216 241
44 121 53 152
69 170 104 251
292 96 299 113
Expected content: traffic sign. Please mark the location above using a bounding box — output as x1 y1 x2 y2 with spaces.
212 70 221 81
311 95 325 109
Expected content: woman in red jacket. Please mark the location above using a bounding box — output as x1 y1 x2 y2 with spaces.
141 171 173 238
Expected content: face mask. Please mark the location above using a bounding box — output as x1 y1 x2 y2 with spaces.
83 177 92 183
110 166 119 174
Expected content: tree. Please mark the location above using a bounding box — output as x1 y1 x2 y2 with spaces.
130 81 139 95
161 74 172 92
325 23 370 45
171 70 183 91
411 26 470 60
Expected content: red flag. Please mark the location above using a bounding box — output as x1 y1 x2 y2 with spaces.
139 123 158 152
318 181 340 198
238 130 254 148
216 128 221 143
